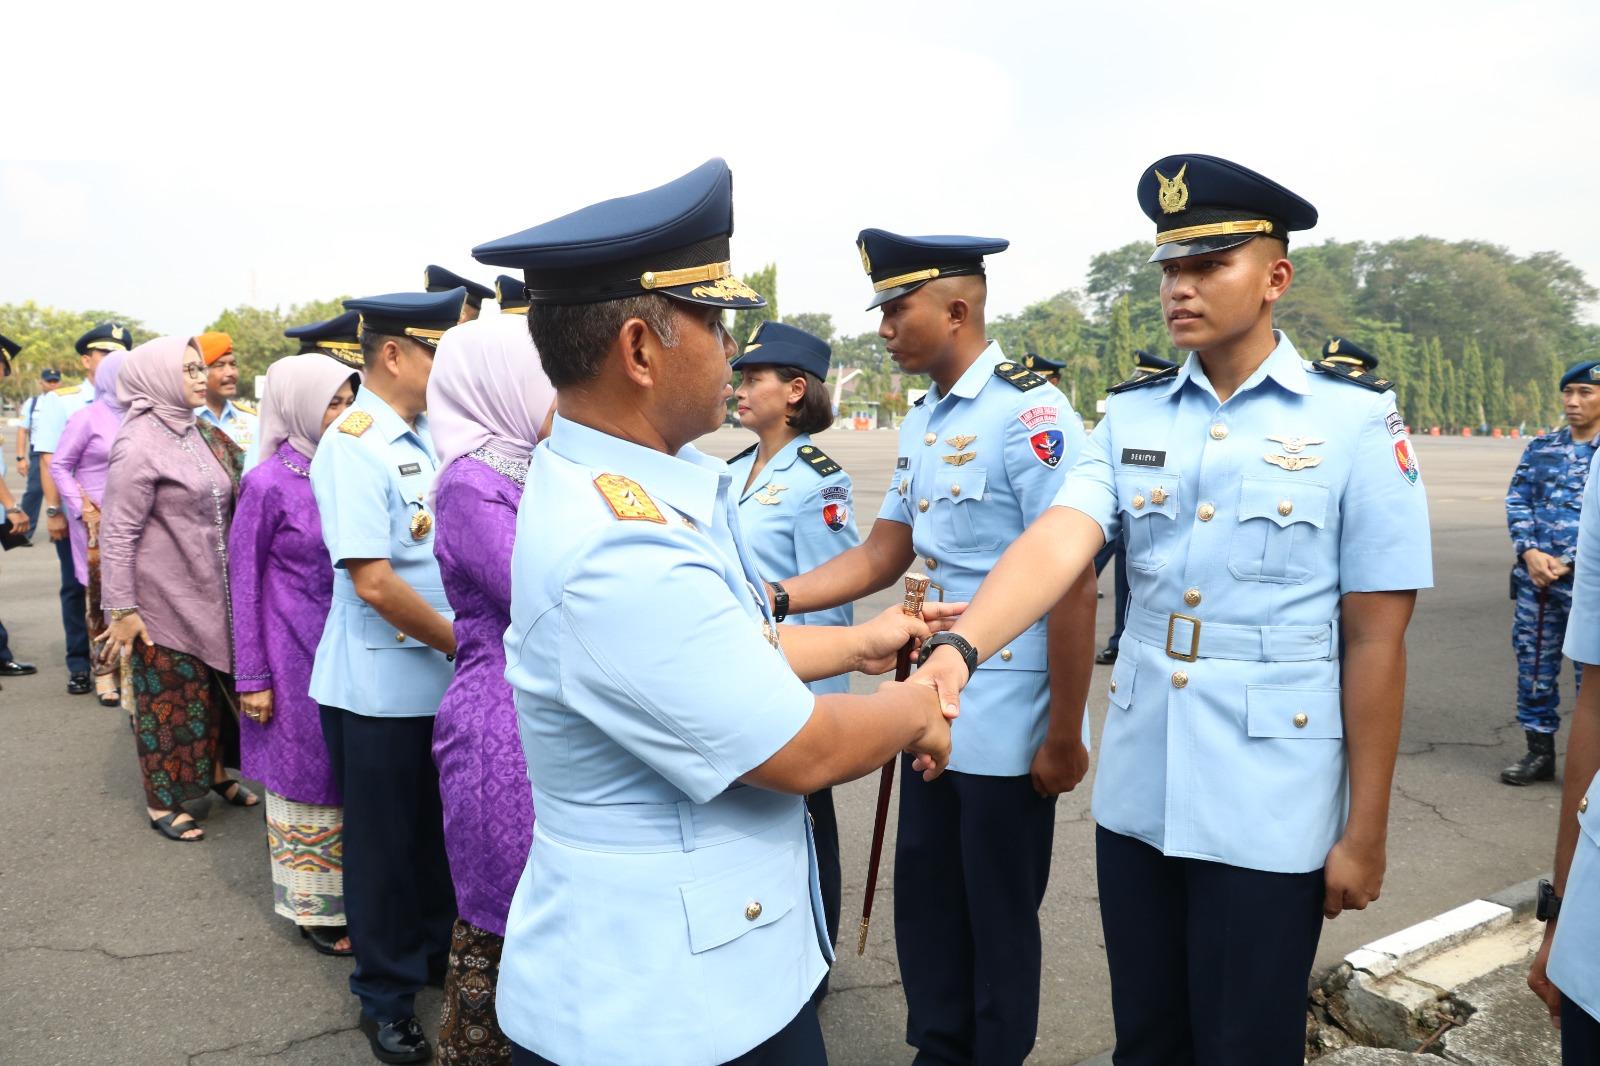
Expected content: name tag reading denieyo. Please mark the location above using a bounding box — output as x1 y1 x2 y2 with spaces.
398 463 422 476
1120 449 1166 468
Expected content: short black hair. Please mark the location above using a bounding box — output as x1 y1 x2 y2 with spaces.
360 331 433 368
525 295 681 389
760 365 833 435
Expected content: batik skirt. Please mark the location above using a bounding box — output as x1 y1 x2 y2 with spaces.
438 918 513 1064
128 642 240 810
264 791 346 926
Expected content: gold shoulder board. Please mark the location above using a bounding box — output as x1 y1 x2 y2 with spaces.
338 410 374 437
593 473 665 524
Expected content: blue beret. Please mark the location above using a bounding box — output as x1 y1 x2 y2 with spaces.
494 275 530 314
472 158 764 310
856 228 1008 310
0 332 17 378
75 322 133 356
1133 348 1179 373
286 310 364 366
1321 337 1377 371
730 321 831 381
1022 352 1064 374
1561 360 1600 390
1138 154 1317 263
345 289 467 348
424 265 495 307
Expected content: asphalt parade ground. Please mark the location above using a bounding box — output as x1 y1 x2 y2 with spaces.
0 432 1564 1064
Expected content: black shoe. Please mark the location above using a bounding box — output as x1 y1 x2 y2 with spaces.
1501 730 1557 786
1095 646 1118 665
0 660 36 676
67 672 92 694
358 1015 431 1064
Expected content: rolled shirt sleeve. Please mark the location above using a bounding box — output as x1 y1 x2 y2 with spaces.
1338 393 1433 593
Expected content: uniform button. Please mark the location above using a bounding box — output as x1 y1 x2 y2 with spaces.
926 557 938 570
1293 712 1309 729
1109 679 1118 693
1278 499 1294 517
1197 502 1216 522
924 433 937 445
1210 423 1229 440
1000 649 1013 662
1581 796 1590 814
1171 671 1188 689
918 499 930 513
951 484 961 497
1184 588 1201 607
394 632 406 643
1150 486 1168 506
745 901 763 921
1132 494 1146 510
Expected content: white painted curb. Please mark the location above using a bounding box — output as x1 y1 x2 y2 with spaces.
1343 898 1515 980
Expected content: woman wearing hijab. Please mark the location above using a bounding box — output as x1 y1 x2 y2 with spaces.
101 335 256 843
230 355 359 953
427 314 556 1063
50 348 130 707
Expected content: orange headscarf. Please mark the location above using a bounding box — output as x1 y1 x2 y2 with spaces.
197 331 234 366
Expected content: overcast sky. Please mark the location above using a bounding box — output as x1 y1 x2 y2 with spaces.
6 1 1598 339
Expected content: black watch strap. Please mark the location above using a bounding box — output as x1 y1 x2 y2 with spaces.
923 632 978 679
767 581 789 623
1537 878 1562 922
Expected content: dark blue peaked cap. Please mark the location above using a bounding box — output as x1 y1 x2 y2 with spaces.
1561 359 1600 390
285 310 364 366
75 322 133 356
730 321 831 381
0 331 18 377
471 158 764 310
345 289 467 348
494 275 530 314
1138 154 1317 263
424 265 495 307
1133 348 1179 373
1022 352 1064 374
1321 337 1377 372
855 229 1008 310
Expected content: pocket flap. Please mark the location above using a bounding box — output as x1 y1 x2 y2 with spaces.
930 468 987 504
1246 685 1343 739
1107 651 1136 709
977 629 1047 672
1115 473 1181 521
363 613 426 650
679 845 798 954
1238 478 1329 529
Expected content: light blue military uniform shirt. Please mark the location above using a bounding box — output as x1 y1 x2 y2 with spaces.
29 382 96 454
1055 332 1433 873
1553 448 1600 1021
497 415 829 1066
308 390 454 717
728 433 859 696
879 341 1088 776
196 400 260 470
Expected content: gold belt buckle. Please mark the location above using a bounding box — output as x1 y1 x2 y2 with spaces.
1166 613 1201 662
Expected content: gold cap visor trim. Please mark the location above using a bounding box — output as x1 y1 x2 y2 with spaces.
872 267 941 293
501 305 530 314
640 261 731 290
1155 219 1275 247
316 340 362 351
404 327 447 343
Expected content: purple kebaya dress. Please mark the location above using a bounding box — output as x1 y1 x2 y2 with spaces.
51 402 120 586
229 441 340 805
432 451 533 937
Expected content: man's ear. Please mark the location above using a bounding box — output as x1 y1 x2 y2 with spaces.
947 297 971 331
1263 254 1294 307
616 317 656 389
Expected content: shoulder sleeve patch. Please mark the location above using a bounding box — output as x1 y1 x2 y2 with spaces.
730 442 758 463
1311 359 1396 393
593 473 665 523
797 444 841 477
337 410 373 437
1107 365 1179 395
993 361 1049 392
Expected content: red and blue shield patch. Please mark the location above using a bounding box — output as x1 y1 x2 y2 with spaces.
1030 429 1065 469
823 502 850 532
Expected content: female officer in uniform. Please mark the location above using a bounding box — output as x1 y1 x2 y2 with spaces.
728 320 858 976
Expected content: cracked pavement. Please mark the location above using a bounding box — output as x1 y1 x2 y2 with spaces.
0 434 1564 1065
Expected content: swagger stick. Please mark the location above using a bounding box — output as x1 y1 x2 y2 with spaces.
858 572 931 955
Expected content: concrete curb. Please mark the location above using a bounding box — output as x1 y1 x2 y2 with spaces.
1342 877 1542 980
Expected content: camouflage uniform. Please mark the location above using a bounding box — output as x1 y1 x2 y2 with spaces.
1506 427 1597 732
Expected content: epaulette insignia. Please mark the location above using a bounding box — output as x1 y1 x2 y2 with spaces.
234 401 257 415
593 473 665 524
337 410 374 436
911 393 926 407
994 361 1048 392
1107 365 1179 395
1311 359 1395 394
55 384 83 396
798 445 841 477
731 443 758 463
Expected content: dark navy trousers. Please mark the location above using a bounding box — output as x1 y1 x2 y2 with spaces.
513 1002 826 1065
807 787 841 1001
895 758 1057 1065
0 617 13 663
1566 994 1600 1065
1096 825 1325 1066
1094 540 1130 653
21 449 43 532
54 529 89 674
319 706 455 1023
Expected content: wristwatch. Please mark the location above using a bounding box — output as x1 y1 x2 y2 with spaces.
1537 878 1562 922
767 581 789 623
45 506 61 518
922 632 979 679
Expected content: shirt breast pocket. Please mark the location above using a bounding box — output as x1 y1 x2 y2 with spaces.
930 469 997 553
1116 472 1181 573
1227 477 1330 584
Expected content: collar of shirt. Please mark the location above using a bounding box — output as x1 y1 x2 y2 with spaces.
1170 330 1309 404
195 399 239 426
738 435 807 500
355 389 431 449
926 340 1006 405
548 414 724 530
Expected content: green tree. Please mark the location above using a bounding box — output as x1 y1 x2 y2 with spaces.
1103 296 1136 384
781 311 836 344
732 264 778 346
0 302 151 403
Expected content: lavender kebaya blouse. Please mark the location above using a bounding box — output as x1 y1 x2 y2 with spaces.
50 402 121 586
229 441 340 806
431 451 533 936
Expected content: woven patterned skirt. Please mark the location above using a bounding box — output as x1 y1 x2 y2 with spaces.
438 918 512 1063
264 791 346 926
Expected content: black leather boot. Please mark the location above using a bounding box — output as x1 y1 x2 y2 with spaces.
1501 730 1557 785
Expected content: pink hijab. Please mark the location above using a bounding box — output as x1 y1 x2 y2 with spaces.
93 349 130 416
427 315 556 492
118 336 198 434
257 355 361 461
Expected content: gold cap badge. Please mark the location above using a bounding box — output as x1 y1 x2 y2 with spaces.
1155 162 1189 215
858 239 872 275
